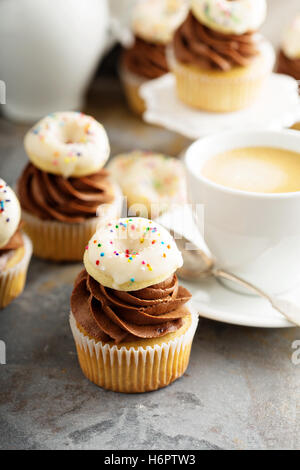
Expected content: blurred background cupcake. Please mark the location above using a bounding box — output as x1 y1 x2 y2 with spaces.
277 15 300 130
0 179 32 308
170 0 275 112
119 0 189 115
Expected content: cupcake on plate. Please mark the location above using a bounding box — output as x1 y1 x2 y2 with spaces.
17 112 123 262
120 0 189 115
277 15 300 130
108 150 187 219
170 0 275 112
0 179 32 308
70 217 198 393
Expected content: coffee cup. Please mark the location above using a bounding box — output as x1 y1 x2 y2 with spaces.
185 130 300 295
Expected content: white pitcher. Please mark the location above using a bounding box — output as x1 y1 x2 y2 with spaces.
0 0 111 122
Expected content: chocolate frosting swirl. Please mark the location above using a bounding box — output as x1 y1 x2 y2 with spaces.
71 269 191 344
173 12 261 71
122 36 169 79
0 226 24 271
17 163 115 223
0 228 23 253
277 50 300 84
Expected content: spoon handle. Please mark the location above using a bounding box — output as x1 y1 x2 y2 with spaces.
213 269 300 327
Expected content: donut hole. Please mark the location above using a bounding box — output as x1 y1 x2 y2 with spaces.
115 225 153 257
56 121 88 146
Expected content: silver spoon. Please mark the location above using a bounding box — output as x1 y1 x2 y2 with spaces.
175 235 300 327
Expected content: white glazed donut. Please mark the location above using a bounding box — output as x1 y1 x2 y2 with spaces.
107 150 187 218
84 217 183 291
24 111 110 178
132 0 189 44
0 178 21 249
191 0 267 35
281 15 300 60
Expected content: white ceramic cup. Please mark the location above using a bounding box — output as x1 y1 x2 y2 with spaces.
185 130 300 295
0 0 111 122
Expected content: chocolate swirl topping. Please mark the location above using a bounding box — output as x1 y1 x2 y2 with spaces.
122 36 169 79
17 163 115 223
71 269 191 344
277 50 300 85
0 226 24 272
173 12 261 71
0 228 23 253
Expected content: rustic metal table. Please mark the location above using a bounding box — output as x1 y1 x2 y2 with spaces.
0 78 299 450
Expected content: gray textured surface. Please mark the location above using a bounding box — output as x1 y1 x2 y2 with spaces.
0 80 299 450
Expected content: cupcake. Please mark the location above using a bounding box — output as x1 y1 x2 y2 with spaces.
120 0 189 115
277 15 300 131
0 179 32 308
70 217 198 393
170 0 275 112
108 150 187 218
17 112 123 262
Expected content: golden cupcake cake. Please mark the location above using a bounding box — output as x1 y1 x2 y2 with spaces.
17 111 123 261
70 217 198 393
108 150 187 219
0 179 32 308
170 0 275 111
120 0 189 115
277 15 300 131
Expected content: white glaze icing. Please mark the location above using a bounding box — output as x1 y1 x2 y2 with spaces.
84 217 183 289
191 0 267 35
107 151 187 216
132 0 189 44
282 15 300 60
24 111 110 178
0 179 21 249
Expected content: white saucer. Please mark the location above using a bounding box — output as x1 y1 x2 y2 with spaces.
140 73 300 139
182 276 298 328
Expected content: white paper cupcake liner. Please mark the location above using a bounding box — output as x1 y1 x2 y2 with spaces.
69 303 199 393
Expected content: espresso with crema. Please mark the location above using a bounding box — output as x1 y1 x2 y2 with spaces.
201 147 300 193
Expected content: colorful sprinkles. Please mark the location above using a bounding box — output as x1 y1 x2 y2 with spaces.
0 181 11 223
87 218 178 285
0 179 21 249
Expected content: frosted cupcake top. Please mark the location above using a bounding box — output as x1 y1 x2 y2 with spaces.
84 217 183 291
191 0 267 35
0 179 21 249
281 15 300 60
108 151 187 216
132 0 189 44
24 112 110 178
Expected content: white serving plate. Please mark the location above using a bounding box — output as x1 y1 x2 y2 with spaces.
185 276 297 328
140 73 300 140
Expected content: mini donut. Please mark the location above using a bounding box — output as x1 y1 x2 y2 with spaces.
107 151 187 218
24 111 110 179
0 178 21 249
84 217 183 291
191 0 267 35
132 0 189 44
